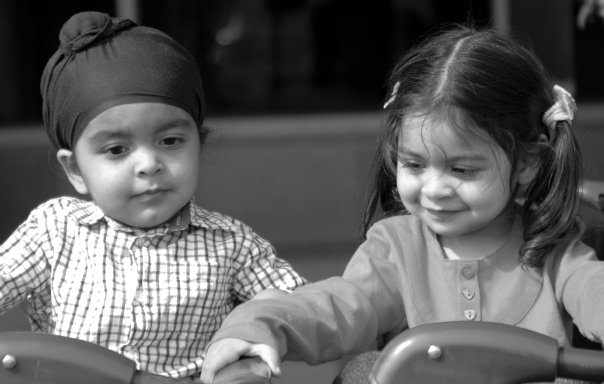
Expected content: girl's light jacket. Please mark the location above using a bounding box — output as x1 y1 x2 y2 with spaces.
212 214 604 364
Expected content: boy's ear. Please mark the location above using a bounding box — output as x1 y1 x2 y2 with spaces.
516 134 547 187
56 149 89 195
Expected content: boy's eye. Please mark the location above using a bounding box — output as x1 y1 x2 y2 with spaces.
104 145 128 156
160 136 184 146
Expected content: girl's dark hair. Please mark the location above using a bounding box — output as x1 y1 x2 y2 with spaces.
362 24 582 268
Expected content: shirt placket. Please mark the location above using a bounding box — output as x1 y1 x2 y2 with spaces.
121 235 149 354
458 261 480 321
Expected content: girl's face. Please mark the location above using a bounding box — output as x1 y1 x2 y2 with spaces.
58 102 202 228
396 113 515 241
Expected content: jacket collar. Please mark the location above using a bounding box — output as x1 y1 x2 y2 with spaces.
398 214 543 325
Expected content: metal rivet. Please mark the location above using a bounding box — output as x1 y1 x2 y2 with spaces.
427 345 442 360
2 354 17 370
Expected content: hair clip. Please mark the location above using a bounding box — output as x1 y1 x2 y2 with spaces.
542 84 577 131
383 81 400 109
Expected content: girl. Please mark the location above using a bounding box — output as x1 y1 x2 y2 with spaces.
200 25 604 383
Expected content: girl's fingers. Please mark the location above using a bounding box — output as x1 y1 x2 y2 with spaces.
200 339 281 383
249 344 282 377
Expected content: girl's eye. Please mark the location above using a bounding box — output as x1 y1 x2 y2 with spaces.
399 158 424 173
404 162 422 169
452 166 479 176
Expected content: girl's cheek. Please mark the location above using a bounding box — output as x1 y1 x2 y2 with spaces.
397 177 416 201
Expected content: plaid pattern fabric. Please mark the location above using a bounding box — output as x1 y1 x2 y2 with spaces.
0 197 306 377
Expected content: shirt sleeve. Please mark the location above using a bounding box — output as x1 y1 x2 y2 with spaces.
211 221 407 364
0 206 51 314
231 228 307 301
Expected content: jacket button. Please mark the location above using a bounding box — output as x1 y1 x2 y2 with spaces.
464 309 477 320
461 267 475 279
462 288 475 300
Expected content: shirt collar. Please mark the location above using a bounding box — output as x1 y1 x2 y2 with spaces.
71 198 241 234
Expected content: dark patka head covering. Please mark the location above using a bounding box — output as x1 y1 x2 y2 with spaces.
41 11 205 150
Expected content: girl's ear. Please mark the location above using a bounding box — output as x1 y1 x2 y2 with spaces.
56 149 89 195
517 134 548 187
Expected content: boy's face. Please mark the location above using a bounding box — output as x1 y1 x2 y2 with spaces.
396 113 515 241
58 102 202 228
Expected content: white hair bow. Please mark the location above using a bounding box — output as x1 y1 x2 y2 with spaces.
542 84 577 131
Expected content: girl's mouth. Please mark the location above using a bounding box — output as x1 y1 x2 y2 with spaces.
425 208 458 220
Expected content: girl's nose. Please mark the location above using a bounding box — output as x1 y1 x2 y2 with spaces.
135 149 164 176
421 171 455 199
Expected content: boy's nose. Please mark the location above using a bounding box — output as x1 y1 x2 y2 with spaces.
135 150 164 176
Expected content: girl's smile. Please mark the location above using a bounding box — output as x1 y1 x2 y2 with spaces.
424 208 459 221
396 112 515 253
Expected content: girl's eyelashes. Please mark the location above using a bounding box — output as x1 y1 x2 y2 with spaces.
398 154 481 178
451 167 482 181
399 159 423 169
398 156 425 173
451 166 479 176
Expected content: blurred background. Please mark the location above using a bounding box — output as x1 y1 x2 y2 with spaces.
1 0 604 382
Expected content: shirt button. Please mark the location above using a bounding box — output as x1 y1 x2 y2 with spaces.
464 309 477 320
461 266 475 279
135 289 148 302
136 237 150 247
462 288 475 300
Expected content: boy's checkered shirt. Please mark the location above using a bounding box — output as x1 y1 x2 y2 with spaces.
0 197 306 378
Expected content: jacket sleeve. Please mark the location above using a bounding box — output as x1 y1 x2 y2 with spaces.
210 221 407 364
552 237 604 343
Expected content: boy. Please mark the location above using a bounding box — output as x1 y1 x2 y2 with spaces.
0 11 305 378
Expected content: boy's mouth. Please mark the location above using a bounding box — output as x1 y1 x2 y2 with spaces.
134 188 169 198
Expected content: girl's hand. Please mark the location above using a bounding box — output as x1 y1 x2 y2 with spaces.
200 338 281 384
